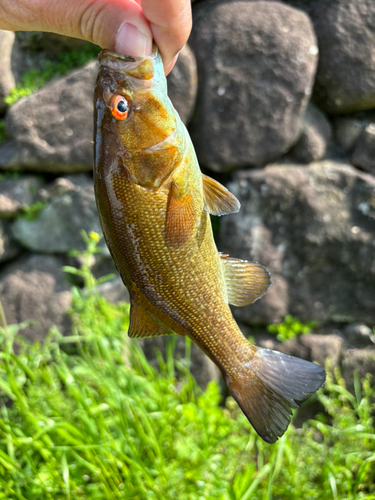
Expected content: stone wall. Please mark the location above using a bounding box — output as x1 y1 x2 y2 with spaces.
0 0 374 386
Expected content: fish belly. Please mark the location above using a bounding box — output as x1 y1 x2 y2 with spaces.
94 162 232 342
94 149 326 447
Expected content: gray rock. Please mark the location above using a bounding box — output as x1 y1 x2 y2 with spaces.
189 0 317 172
0 175 43 218
312 0 375 114
167 44 197 125
37 177 77 201
0 254 72 342
333 111 375 174
0 30 16 112
0 61 98 173
351 124 375 175
139 335 221 389
344 323 375 347
334 116 366 153
251 330 280 352
278 334 344 370
91 253 118 281
96 277 130 304
11 175 108 254
219 161 375 325
253 330 343 370
0 219 21 263
289 103 332 163
342 348 375 392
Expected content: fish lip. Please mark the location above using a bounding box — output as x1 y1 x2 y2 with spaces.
98 45 158 69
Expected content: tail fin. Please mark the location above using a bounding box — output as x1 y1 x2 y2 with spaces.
227 347 326 443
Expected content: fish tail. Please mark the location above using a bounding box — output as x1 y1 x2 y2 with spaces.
226 346 326 443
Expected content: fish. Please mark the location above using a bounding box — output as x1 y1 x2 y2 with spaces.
93 46 326 444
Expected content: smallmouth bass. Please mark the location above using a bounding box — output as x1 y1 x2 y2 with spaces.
93 47 326 443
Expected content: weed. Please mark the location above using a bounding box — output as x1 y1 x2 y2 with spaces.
18 200 48 221
4 44 100 106
0 171 21 181
267 314 317 342
0 237 374 499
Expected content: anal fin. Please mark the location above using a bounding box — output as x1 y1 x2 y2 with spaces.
128 301 173 338
220 254 271 306
227 347 326 443
202 174 240 216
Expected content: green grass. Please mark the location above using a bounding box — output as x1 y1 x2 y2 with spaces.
0 235 374 499
4 44 100 106
17 200 48 221
267 315 317 342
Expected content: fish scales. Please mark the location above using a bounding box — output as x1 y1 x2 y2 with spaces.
94 47 326 443
97 155 248 377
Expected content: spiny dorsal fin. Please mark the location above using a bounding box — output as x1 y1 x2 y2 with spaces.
220 254 271 306
202 174 240 216
165 180 196 248
226 347 326 443
128 301 173 338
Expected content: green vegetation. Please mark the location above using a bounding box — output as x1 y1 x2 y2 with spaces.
18 200 48 221
0 235 374 499
0 171 20 181
267 315 317 342
4 44 100 106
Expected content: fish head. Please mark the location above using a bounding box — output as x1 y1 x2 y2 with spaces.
94 47 182 187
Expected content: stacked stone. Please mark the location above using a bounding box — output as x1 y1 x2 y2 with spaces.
0 0 375 387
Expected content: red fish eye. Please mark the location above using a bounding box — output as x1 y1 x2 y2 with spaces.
110 95 129 120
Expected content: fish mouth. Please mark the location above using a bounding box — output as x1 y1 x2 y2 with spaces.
98 46 158 71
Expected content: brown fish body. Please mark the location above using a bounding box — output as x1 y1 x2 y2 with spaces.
95 108 252 379
94 48 325 443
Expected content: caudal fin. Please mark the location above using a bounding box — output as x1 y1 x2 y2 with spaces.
227 347 326 444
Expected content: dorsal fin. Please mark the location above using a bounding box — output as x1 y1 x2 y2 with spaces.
220 254 271 306
202 174 240 216
128 301 173 338
165 180 196 248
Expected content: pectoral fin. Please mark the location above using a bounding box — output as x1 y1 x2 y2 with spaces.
220 254 271 306
202 174 240 216
165 180 196 248
128 301 173 338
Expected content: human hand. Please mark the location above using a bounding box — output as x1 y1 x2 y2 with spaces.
0 0 192 74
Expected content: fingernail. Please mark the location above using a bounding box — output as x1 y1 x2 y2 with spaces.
116 23 152 57
165 54 179 76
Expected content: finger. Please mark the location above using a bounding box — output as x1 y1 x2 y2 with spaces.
141 0 192 74
0 0 153 58
165 53 179 76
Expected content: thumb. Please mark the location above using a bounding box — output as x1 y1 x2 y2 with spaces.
0 0 153 57
78 0 153 57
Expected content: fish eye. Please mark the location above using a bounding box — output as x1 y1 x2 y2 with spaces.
110 95 129 120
